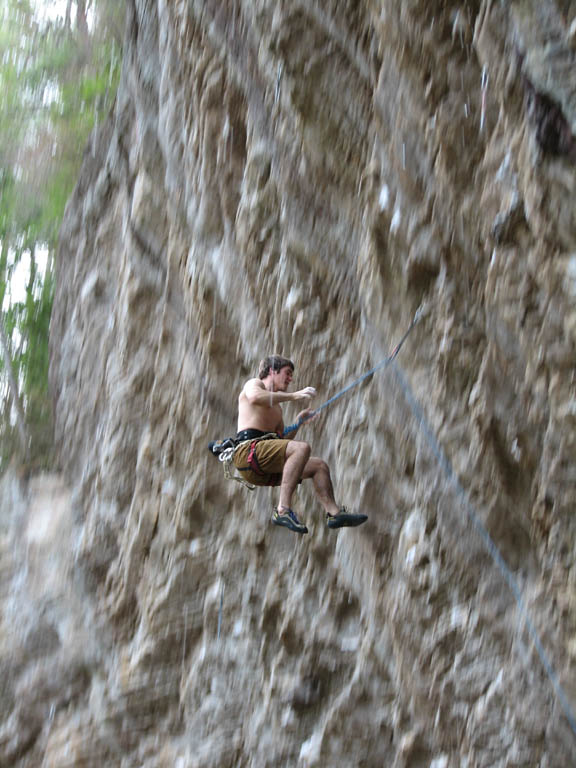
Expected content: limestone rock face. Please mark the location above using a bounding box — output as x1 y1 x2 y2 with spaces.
4 0 576 765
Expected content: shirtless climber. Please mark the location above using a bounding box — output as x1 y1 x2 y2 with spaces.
232 354 368 534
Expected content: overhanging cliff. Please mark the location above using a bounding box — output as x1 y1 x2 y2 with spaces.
6 0 576 765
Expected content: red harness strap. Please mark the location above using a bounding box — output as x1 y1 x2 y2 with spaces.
247 440 265 475
245 440 282 486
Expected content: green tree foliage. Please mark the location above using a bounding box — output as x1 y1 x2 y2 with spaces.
0 0 124 471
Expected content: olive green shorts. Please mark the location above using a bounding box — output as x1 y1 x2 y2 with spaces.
233 438 290 486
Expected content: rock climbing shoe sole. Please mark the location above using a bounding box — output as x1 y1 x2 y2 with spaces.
272 508 308 534
326 511 368 529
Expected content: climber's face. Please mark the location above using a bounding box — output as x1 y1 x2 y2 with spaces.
271 365 293 392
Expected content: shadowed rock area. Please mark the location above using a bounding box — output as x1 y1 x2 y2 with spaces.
2 0 576 765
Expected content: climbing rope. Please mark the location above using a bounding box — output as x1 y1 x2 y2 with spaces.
390 362 576 741
283 306 424 436
209 299 575 739
284 306 576 740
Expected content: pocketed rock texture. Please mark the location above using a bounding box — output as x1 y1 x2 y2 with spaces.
4 0 576 765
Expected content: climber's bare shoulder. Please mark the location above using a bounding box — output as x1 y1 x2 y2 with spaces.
237 379 282 433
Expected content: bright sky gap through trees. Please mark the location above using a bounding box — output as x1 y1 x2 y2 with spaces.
0 0 124 470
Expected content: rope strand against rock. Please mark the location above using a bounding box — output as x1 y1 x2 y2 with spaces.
391 363 576 741
283 306 424 436
286 304 576 740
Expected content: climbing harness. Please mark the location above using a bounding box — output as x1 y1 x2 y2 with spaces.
245 439 281 483
217 443 255 490
210 432 279 490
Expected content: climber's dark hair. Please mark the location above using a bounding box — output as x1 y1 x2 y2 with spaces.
258 355 294 379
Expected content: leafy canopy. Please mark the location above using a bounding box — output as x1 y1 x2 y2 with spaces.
0 0 124 471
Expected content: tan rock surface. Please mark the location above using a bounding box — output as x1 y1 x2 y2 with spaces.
2 0 576 765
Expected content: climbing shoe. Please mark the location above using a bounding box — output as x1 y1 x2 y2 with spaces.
326 507 368 529
272 507 308 534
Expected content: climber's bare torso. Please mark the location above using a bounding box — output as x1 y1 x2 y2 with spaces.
237 379 284 434
237 366 313 435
